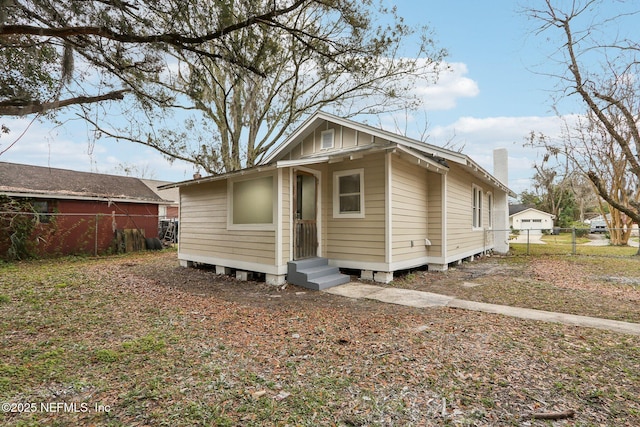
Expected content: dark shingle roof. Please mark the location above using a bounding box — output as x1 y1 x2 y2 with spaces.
0 162 166 203
509 204 534 216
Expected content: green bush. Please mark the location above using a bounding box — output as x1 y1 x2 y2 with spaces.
0 196 38 260
571 222 590 238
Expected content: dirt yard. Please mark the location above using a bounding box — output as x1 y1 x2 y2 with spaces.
136 251 640 323
1 250 639 426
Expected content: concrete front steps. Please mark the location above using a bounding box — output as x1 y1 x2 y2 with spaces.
287 257 350 291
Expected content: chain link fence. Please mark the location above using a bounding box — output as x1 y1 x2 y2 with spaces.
3 210 638 260
507 227 640 257
1 211 177 260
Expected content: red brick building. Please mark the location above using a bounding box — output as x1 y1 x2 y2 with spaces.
0 162 169 257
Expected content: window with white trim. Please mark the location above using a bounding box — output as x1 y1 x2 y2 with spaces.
321 129 334 149
472 185 483 229
333 169 364 218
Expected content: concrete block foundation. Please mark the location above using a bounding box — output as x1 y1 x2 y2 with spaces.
427 263 448 272
236 271 252 281
374 271 393 284
360 270 374 281
266 274 286 286
216 265 232 275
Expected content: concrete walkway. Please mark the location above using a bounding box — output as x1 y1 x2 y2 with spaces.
323 283 640 336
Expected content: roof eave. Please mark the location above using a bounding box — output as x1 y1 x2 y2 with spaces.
1 190 169 204
464 159 516 197
158 165 278 189
261 111 470 166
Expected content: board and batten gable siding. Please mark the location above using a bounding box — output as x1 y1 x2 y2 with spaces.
325 153 386 263
445 165 495 259
178 175 277 267
286 119 379 160
390 155 429 263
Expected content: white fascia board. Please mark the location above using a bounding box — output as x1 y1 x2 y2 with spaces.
262 113 328 164
464 159 516 196
394 145 449 174
262 111 468 166
158 165 277 189
261 111 515 196
510 207 554 218
275 157 330 168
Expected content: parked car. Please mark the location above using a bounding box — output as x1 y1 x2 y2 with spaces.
590 220 607 233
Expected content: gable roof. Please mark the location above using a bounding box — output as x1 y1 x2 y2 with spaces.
0 162 167 204
262 111 513 195
509 204 554 218
263 111 469 165
161 111 515 195
141 179 179 204
509 204 533 215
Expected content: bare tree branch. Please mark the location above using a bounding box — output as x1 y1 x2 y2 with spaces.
0 89 130 116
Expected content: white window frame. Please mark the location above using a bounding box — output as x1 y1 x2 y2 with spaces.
472 185 483 230
321 129 335 150
227 173 277 231
333 168 365 219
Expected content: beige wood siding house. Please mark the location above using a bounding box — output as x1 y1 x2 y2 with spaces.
162 111 513 286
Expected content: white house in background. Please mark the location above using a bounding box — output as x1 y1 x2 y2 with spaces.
509 204 555 234
162 111 514 289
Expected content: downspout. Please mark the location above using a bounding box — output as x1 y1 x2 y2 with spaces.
385 152 393 267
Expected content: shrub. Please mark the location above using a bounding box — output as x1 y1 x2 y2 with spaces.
571 222 590 238
0 196 39 260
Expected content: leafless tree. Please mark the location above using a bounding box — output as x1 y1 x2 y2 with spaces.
1 0 446 174
528 0 640 248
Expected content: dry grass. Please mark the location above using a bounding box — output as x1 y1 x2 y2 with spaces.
1 251 639 426
393 254 640 323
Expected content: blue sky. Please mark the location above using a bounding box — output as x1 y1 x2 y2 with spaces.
0 1 617 194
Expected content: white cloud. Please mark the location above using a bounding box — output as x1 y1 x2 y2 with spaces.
417 62 480 111
425 114 579 195
0 117 102 171
429 115 572 144
0 116 195 181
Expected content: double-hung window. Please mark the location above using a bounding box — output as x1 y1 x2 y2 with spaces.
333 169 364 218
472 185 483 229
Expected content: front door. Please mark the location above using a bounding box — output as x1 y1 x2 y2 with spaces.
294 172 318 259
